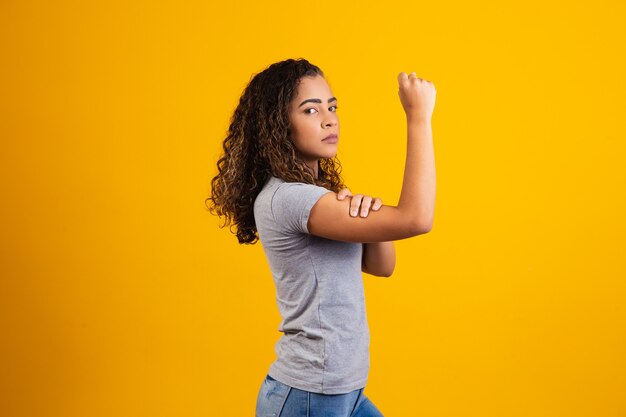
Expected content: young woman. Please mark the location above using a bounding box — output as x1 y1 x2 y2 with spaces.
207 58 436 417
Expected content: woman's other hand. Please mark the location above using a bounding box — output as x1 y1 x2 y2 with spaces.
337 188 383 218
397 72 436 121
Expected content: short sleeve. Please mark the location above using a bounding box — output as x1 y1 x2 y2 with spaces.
270 182 333 234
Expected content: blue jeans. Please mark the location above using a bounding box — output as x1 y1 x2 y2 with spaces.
255 374 384 417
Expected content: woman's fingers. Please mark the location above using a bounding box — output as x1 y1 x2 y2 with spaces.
359 195 373 217
350 194 363 217
398 70 436 121
337 188 352 200
348 193 384 217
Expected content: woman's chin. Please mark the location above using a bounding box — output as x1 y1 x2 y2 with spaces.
320 150 338 159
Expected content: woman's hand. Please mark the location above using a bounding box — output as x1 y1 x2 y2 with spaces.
337 188 383 218
398 71 437 121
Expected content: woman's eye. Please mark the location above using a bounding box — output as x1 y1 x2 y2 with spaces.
304 106 338 114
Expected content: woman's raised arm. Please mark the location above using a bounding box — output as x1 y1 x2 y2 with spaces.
308 72 437 243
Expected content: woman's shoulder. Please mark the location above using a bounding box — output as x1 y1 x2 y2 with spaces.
255 175 330 209
258 175 282 195
261 175 327 193
255 175 282 206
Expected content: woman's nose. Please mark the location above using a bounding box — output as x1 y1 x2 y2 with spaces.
323 114 338 127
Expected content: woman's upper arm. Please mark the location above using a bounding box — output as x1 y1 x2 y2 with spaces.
307 191 426 242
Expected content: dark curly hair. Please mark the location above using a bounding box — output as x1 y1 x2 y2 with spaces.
205 58 346 244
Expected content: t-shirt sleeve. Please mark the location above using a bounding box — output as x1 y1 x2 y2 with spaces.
270 182 333 234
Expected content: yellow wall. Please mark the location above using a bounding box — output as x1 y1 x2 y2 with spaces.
1 1 625 416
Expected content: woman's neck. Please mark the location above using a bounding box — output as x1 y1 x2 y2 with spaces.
303 159 319 179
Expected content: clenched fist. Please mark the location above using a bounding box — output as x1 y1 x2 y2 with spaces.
398 72 437 121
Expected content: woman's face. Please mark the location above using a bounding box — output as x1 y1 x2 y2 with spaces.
288 75 340 169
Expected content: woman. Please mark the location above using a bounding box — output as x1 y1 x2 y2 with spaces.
207 58 436 416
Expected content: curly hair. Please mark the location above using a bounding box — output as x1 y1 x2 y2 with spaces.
205 58 346 244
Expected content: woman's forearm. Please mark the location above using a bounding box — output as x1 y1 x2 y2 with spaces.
362 241 396 277
397 117 436 232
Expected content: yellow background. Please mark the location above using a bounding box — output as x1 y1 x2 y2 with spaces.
1 1 625 416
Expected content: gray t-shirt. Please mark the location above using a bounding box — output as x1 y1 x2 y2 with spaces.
253 175 370 394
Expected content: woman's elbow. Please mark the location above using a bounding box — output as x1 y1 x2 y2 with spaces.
407 219 433 236
420 221 434 234
369 268 394 278
379 259 396 278
379 268 394 278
